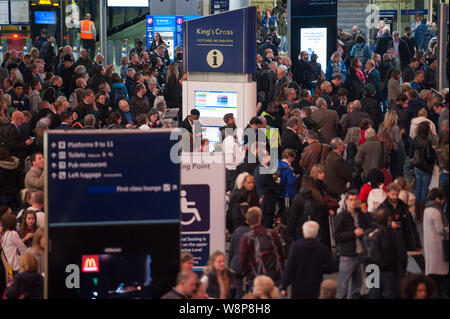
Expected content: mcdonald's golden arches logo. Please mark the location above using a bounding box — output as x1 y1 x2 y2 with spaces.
82 255 99 273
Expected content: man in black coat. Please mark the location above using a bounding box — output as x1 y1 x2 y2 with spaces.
161 271 197 299
293 51 312 90
402 27 415 58
1 111 33 171
334 189 372 299
423 58 437 90
374 28 393 56
60 54 76 97
281 220 337 299
179 109 200 135
387 31 411 71
379 182 423 271
340 100 372 131
366 207 407 299
261 36 279 58
29 101 60 133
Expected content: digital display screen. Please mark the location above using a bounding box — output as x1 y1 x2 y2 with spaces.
80 253 151 299
301 28 327 73
107 0 148 7
201 126 222 152
10 0 29 25
194 91 237 119
34 11 57 25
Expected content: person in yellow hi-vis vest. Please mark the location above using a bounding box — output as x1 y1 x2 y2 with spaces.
80 14 96 60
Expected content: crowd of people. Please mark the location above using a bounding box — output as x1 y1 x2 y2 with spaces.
0 4 448 299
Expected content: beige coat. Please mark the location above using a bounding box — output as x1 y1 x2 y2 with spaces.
423 203 449 275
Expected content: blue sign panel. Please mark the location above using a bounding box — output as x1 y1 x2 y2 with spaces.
210 0 229 15
181 185 210 232
379 10 398 16
401 9 428 15
146 15 184 61
183 7 256 74
46 131 180 226
181 234 210 267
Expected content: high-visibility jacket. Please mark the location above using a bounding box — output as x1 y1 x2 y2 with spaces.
80 20 95 40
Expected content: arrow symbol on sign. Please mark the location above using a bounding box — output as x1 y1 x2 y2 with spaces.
51 153 57 159
51 163 57 169
51 142 57 148
51 173 57 179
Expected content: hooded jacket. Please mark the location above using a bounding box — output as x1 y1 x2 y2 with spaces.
409 117 437 140
0 156 20 195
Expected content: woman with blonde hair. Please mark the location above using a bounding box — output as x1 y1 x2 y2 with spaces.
29 47 39 60
378 110 403 178
253 275 280 299
326 51 347 82
200 251 235 299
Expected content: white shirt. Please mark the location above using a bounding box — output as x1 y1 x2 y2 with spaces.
223 135 245 170
1 230 27 272
393 40 400 58
36 212 45 229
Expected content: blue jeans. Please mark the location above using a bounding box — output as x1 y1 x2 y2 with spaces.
367 271 397 299
280 35 287 52
414 167 432 203
338 256 362 299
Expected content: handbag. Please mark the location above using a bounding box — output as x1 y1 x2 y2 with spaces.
411 149 421 167
1 234 13 278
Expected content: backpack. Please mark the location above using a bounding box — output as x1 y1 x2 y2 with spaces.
378 128 394 163
111 86 127 110
246 229 283 285
353 44 366 62
362 225 393 269
367 188 387 213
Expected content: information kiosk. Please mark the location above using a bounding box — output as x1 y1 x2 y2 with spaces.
182 7 257 149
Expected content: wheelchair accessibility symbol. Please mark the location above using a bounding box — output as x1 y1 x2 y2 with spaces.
180 185 210 232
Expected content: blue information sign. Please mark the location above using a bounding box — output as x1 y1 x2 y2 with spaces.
146 15 184 61
45 131 180 226
401 9 428 16
183 7 256 74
